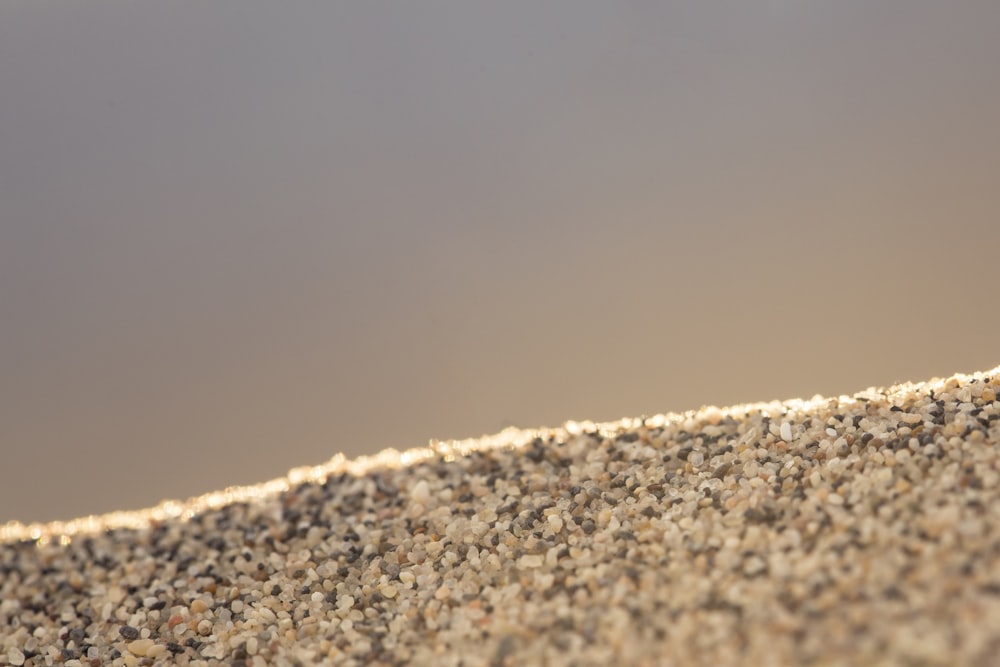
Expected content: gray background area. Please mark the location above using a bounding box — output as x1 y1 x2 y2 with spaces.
2 1 998 523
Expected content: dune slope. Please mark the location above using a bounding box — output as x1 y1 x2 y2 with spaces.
3 367 1000 666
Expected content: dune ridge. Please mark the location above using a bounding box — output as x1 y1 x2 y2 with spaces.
2 365 1000 666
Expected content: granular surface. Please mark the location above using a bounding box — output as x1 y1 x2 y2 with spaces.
3 367 1000 666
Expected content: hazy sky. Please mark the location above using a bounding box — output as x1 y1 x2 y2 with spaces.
2 1 999 522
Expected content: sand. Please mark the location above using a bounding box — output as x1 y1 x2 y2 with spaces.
3 366 1000 666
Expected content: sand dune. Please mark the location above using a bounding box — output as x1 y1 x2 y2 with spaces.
3 366 1000 666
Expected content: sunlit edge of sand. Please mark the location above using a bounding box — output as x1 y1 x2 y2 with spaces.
4 365 997 546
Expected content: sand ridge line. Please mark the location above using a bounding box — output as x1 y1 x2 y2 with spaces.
2 365 994 545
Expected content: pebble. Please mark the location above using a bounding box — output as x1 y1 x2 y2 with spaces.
2 366 1000 666
518 554 544 569
126 639 154 656
411 479 431 504
780 421 793 441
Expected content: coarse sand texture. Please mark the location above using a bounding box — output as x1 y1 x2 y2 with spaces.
3 366 1000 666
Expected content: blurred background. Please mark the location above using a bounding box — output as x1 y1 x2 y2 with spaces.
2 1 998 523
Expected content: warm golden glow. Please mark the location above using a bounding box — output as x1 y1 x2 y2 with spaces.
3 365 997 546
